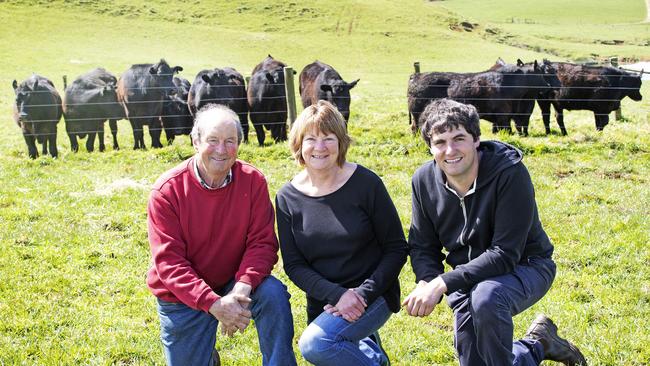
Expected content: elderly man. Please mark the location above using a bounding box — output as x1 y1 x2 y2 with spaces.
403 99 587 366
146 104 297 366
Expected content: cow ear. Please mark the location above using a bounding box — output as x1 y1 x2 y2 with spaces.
201 74 211 83
320 84 332 92
265 72 275 84
348 79 359 89
149 67 157 75
543 58 551 65
517 59 524 67
496 57 506 66
12 80 17 90
173 66 183 74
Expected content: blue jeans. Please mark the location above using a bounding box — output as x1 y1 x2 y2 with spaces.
299 296 392 366
446 256 556 366
156 275 297 366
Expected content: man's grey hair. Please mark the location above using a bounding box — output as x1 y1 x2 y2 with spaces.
191 104 243 144
420 98 481 147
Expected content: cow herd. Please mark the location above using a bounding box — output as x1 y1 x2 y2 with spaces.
408 58 643 136
11 55 360 159
10 55 643 159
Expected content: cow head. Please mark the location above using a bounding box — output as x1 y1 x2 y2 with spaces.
149 59 183 96
518 59 560 96
319 79 359 121
195 68 244 111
622 72 643 101
539 60 561 92
12 79 38 121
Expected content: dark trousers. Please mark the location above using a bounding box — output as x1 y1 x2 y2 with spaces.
446 256 556 366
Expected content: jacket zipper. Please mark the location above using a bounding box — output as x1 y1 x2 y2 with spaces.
459 197 472 262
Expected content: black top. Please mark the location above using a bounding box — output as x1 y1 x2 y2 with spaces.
409 141 554 294
276 164 408 323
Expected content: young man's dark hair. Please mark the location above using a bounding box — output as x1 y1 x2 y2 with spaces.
420 98 481 146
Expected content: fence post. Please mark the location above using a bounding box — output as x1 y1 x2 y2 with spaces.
414 62 420 74
284 67 297 125
610 57 622 120
62 75 67 90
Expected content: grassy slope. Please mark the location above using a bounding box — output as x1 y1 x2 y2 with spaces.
439 0 650 61
0 1 648 365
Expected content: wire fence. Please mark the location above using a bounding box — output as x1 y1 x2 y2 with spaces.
8 64 644 139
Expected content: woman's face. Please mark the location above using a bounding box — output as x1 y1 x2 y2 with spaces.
301 129 340 172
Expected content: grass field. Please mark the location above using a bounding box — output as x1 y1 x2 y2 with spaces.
1 1 649 365
440 0 650 61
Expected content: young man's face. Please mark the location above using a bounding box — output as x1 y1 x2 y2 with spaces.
429 126 480 185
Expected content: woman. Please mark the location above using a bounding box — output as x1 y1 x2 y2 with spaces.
275 100 408 366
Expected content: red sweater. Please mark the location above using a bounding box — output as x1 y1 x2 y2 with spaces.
146 157 279 312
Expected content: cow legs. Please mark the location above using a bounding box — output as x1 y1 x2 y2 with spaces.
149 118 163 148
254 124 266 146
130 119 145 150
69 132 79 153
537 101 552 135
513 117 530 136
41 136 48 156
274 121 288 142
48 133 58 158
239 114 249 143
24 133 38 159
554 108 567 136
97 121 106 152
86 132 97 153
595 113 609 131
109 119 119 150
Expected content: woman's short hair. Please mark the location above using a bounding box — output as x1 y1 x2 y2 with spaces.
289 100 351 167
420 98 481 147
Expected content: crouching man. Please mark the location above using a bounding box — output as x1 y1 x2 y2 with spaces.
403 99 587 366
146 104 297 366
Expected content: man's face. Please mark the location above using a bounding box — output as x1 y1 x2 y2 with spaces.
193 116 239 182
429 126 480 185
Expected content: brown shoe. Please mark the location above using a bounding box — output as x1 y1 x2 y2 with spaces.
212 349 221 366
525 314 587 366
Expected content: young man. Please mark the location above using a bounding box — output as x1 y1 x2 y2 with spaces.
403 98 587 366
146 104 297 366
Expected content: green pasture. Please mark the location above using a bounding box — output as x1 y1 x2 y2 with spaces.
439 0 650 61
0 1 649 365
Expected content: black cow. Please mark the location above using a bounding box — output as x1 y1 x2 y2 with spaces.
248 55 289 146
447 61 553 133
299 61 359 122
407 71 465 134
63 68 124 152
161 77 193 145
188 67 249 142
490 58 561 136
12 75 62 158
408 60 556 135
537 62 643 135
117 59 183 149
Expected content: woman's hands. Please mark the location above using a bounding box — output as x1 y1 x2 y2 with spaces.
324 289 367 322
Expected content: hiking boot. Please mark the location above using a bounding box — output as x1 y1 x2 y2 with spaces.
525 314 587 366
